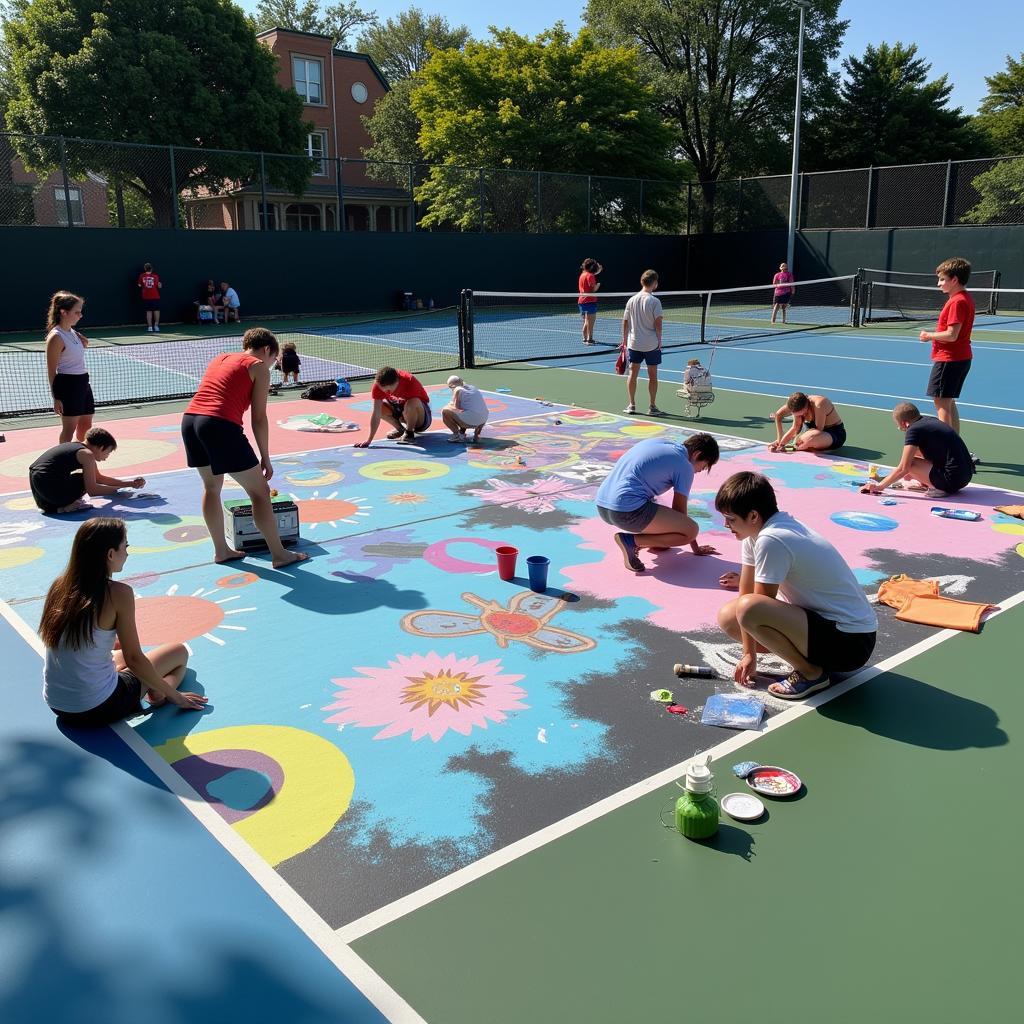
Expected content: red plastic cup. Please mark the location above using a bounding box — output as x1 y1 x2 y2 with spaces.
495 545 518 581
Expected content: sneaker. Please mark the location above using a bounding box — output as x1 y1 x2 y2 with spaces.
925 487 950 498
153 325 160 333
969 452 980 467
613 532 645 573
146 326 153 332
396 432 417 445
768 670 831 700
623 404 636 415
647 406 666 417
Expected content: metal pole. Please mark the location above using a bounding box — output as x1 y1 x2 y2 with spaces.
168 145 179 229
259 151 268 230
58 136 74 228
941 159 953 227
479 167 485 232
335 157 344 231
865 166 874 228
639 178 645 233
686 182 692 236
536 171 542 232
408 163 416 232
786 1 808 270
587 175 592 233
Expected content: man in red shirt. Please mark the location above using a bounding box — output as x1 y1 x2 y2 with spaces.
137 262 162 333
919 257 974 441
355 366 433 447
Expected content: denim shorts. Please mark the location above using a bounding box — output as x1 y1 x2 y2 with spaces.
597 500 659 533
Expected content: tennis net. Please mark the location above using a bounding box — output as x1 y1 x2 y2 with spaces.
860 281 1011 324
463 275 858 366
0 308 462 418
860 267 1000 291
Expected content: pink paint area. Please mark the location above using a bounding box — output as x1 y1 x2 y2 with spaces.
563 449 1023 633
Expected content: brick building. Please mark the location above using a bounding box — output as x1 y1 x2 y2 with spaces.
184 28 408 232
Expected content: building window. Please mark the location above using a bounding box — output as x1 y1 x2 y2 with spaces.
351 81 368 104
54 187 85 226
258 202 277 231
307 131 328 176
285 203 322 231
292 56 323 104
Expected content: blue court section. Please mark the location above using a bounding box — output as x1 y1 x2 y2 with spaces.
0 611 389 1024
532 328 1024 429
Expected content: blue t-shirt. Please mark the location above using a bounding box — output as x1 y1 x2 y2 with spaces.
596 438 695 512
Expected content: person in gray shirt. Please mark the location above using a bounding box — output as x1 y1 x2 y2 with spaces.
622 269 665 416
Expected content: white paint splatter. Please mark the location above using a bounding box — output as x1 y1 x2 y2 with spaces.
537 727 548 744
300 703 311 710
933 574 975 596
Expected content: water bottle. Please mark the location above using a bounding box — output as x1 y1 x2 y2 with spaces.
675 758 719 840
930 507 981 521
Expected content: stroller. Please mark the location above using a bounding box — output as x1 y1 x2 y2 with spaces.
676 358 715 417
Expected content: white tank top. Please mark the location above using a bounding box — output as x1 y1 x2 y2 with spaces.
43 624 118 713
52 326 87 375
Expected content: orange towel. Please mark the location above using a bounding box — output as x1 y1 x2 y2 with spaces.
894 594 997 633
994 504 1024 520
876 574 939 610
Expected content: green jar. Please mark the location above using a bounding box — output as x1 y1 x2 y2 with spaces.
675 761 719 840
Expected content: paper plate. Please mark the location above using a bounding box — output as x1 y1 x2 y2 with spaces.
746 765 802 798
721 792 765 822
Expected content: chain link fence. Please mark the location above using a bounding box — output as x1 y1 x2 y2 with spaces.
0 131 685 235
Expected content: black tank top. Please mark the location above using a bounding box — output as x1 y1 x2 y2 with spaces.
29 442 86 478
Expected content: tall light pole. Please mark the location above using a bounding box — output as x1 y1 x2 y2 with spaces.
786 0 810 272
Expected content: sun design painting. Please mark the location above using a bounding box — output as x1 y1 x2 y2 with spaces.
291 493 372 529
402 591 597 654
324 652 528 742
133 584 256 652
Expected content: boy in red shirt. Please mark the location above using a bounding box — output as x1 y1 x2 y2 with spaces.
355 366 433 447
919 257 974 442
137 262 162 333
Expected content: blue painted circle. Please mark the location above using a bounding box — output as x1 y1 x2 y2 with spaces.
830 511 899 532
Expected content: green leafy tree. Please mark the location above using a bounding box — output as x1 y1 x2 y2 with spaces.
253 0 377 47
4 0 315 227
586 0 847 229
356 7 469 83
809 42 987 169
962 159 1024 225
411 25 679 231
975 52 1024 154
362 76 421 166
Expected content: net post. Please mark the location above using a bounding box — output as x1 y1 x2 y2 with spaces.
700 290 710 346
990 271 1001 316
461 289 475 369
851 275 860 328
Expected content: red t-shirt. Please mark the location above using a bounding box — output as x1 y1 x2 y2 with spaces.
578 271 598 304
138 272 161 300
371 370 430 406
933 290 974 363
185 352 262 426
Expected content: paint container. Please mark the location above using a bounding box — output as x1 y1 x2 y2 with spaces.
527 555 550 593
675 758 719 840
495 546 519 581
674 663 715 678
930 508 982 521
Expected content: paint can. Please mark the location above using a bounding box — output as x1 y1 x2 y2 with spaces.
674 663 715 678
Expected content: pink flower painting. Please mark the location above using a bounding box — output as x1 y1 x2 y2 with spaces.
324 652 528 742
466 476 592 514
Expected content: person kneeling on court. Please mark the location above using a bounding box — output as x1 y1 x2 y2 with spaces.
29 427 148 514
595 433 720 574
441 374 489 443
41 518 207 728
860 402 974 499
356 366 432 447
769 391 846 452
715 472 877 700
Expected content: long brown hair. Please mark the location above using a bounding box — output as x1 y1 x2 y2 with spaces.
39 518 125 650
46 291 84 333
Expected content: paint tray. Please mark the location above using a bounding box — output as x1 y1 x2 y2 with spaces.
700 693 765 730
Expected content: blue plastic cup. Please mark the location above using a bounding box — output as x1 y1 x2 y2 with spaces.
527 555 550 593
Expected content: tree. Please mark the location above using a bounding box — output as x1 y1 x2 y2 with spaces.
411 25 679 231
356 8 469 83
4 0 314 227
585 0 847 228
362 76 421 166
975 52 1024 155
253 0 377 48
808 42 987 170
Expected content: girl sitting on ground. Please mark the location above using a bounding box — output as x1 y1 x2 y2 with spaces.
40 518 208 728
276 341 301 384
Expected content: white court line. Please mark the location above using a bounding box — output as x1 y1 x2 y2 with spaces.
337 589 1024 944
0 597 428 1024
551 360 1024 429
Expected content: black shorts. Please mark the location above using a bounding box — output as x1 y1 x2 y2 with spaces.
929 466 972 494
385 400 433 432
597 501 659 533
824 422 846 450
774 294 792 306
181 413 259 476
30 468 85 513
143 298 160 311
52 372 95 417
927 359 971 399
805 609 876 673
51 671 143 728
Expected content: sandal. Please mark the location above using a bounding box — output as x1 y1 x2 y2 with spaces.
768 670 831 700
386 430 403 440
395 432 417 445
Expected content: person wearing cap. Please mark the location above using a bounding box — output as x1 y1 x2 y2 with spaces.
441 375 490 444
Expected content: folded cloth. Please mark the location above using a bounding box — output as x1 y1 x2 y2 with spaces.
894 594 997 633
877 574 939 609
994 504 1024 520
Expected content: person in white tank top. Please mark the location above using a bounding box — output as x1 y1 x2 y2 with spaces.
44 291 96 443
40 518 208 727
441 374 490 443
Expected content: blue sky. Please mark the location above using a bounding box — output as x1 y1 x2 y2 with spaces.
238 0 1018 114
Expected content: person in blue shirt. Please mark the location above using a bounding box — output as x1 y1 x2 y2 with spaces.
596 433 720 573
